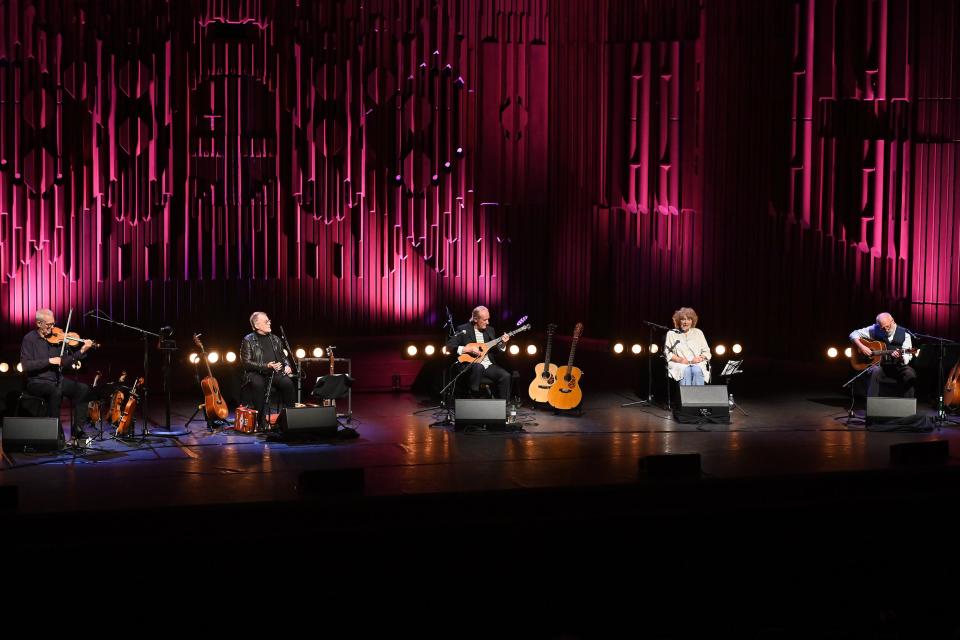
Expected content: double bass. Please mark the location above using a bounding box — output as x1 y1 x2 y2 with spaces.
192 334 230 421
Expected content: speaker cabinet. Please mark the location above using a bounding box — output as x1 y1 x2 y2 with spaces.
277 406 339 437
455 399 506 429
674 385 730 424
1 417 64 452
866 397 917 423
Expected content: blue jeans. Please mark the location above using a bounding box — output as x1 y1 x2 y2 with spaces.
680 365 705 386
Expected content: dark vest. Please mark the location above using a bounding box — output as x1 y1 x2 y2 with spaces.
870 324 906 348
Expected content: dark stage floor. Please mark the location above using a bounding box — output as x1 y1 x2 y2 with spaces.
2 386 958 514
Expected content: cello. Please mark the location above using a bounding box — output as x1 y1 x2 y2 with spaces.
115 377 144 437
192 334 230 421
945 360 960 409
108 371 129 424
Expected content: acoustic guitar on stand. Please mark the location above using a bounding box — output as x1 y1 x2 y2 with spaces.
457 324 532 363
547 322 584 411
192 334 230 421
528 324 559 404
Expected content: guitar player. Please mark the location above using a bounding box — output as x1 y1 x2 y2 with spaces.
446 306 512 399
849 312 917 397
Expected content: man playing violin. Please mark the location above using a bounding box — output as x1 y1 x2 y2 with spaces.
240 311 296 428
446 305 512 399
19 308 96 438
849 312 917 398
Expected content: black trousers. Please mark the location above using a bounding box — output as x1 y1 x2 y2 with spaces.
25 378 91 428
243 372 297 425
462 362 512 400
869 363 918 398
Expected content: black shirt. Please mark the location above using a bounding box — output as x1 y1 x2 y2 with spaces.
257 332 279 365
20 330 88 384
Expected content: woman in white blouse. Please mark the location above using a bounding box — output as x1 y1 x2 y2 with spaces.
665 307 711 385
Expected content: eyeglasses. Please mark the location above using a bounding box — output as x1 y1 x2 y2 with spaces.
38 321 55 327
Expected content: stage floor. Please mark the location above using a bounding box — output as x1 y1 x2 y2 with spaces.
2 387 958 514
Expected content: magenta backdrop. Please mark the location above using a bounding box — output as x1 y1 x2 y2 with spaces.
1 0 958 358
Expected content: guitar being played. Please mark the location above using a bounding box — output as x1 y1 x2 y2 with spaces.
849 312 918 397
446 305 526 399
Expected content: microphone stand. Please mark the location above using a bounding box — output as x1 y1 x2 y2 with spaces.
906 329 960 427
278 325 302 404
622 320 672 409
87 310 168 438
414 307 461 419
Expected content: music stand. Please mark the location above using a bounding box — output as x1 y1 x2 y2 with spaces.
718 359 748 416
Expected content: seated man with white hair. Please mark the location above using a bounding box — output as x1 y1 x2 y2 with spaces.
849 312 917 397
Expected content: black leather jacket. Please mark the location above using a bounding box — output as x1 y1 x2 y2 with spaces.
240 331 290 386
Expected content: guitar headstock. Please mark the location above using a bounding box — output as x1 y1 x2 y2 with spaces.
572 322 584 339
325 346 336 357
192 333 205 352
546 323 558 335
118 370 128 383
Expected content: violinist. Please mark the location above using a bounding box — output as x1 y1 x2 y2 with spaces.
19 308 96 438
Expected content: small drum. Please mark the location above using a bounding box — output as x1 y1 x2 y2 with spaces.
235 406 258 433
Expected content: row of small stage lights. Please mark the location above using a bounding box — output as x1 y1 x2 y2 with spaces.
827 347 854 359
402 344 541 358
398 342 744 359
185 347 333 365
0 361 85 373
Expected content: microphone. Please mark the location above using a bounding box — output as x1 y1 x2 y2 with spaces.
84 310 96 317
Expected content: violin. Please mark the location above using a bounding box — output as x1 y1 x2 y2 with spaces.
46 327 100 349
87 371 102 423
108 371 129 424
115 377 144 437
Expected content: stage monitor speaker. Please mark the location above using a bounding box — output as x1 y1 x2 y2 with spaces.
1 417 64 452
277 406 339 437
455 399 506 429
674 385 730 424
866 397 917 423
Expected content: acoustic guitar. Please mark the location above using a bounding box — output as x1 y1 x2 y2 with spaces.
193 334 230 420
849 338 919 371
547 322 584 411
528 324 559 403
457 324 532 363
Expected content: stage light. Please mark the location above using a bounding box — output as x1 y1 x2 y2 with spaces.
442 161 452 171
0 362 8 373
455 146 464 157
715 345 726 356
207 351 220 363
189 353 200 364
827 347 838 359
631 344 642 355
732 343 742 354
613 342 624 354
225 351 237 363
649 344 659 354
509 344 520 355
16 363 23 372
393 174 403 185
312 347 323 358
442 346 450 355
406 345 418 357
844 347 853 358
431 173 440 185
424 344 436 356
527 344 537 356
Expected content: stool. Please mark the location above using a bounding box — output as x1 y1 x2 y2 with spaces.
478 382 495 399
